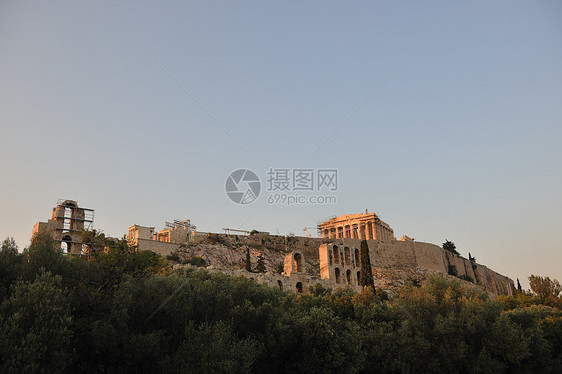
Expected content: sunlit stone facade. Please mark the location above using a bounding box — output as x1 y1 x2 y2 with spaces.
318 211 395 240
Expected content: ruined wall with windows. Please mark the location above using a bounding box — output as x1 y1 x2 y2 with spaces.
281 251 309 293
319 244 362 292
126 223 196 255
32 200 94 255
127 225 155 244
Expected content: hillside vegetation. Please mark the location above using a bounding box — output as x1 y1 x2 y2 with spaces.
0 234 561 373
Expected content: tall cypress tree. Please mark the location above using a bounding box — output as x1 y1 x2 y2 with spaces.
255 254 266 273
517 278 522 292
359 239 375 289
245 248 251 272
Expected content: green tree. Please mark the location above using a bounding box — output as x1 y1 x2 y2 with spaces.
0 236 18 256
0 271 73 373
0 237 21 301
166 321 261 373
79 229 110 256
22 231 69 280
517 278 523 292
529 275 561 306
91 237 168 277
272 306 363 373
359 240 375 289
442 239 460 255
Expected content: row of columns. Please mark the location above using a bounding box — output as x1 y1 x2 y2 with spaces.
322 221 394 240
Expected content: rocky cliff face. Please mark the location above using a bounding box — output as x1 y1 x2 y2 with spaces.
175 233 321 277
170 233 514 297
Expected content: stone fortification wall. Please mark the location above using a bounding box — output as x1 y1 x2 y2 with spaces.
137 238 181 257
322 238 513 297
146 232 514 297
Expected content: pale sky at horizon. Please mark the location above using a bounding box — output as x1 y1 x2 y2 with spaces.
1 1 561 289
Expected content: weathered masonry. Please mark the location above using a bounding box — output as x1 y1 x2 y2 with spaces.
127 220 198 256
282 251 309 293
319 243 362 292
318 211 395 240
32 199 94 255
222 246 363 294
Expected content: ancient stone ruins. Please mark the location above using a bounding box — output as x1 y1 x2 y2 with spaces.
33 200 515 297
32 199 95 255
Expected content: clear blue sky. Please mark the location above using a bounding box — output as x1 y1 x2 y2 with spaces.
1 1 561 289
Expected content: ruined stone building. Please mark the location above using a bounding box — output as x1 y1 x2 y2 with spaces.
127 219 198 255
281 251 309 293
32 199 94 255
31 202 515 296
318 211 395 240
225 243 369 294
319 243 363 292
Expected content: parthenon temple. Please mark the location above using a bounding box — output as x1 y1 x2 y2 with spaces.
318 211 395 240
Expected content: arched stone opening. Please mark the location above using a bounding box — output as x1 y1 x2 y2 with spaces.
357 271 361 286
335 268 341 284
62 201 77 208
344 247 351 266
283 251 306 276
333 246 339 264
293 253 304 273
354 248 360 266
296 282 303 293
61 235 72 254
346 269 351 285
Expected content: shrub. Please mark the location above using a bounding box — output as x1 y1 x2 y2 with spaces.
183 256 206 267
166 253 180 262
207 234 225 245
448 265 458 277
